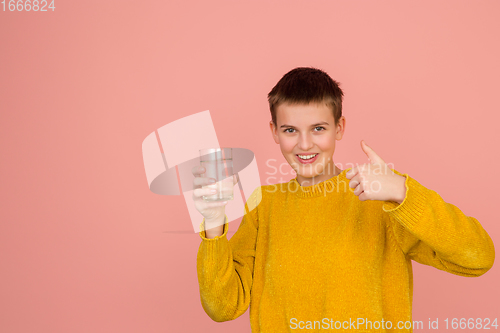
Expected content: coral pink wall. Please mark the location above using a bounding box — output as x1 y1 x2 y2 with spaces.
1 1 498 332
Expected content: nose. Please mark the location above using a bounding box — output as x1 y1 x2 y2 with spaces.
297 132 314 151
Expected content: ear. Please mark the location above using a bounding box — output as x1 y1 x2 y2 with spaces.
335 116 346 141
269 121 280 144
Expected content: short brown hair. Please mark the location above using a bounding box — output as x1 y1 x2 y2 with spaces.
267 67 344 127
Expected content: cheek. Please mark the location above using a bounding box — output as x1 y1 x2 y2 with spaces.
316 136 335 151
278 137 295 153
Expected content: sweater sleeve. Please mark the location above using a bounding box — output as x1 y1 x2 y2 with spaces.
382 169 495 277
196 187 261 322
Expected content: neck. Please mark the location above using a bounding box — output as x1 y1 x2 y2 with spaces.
296 165 343 187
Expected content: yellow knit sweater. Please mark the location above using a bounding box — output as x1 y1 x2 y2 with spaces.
197 168 495 332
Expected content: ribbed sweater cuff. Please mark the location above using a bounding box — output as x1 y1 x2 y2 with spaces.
382 174 428 230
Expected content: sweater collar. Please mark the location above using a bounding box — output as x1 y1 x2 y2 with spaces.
289 168 351 198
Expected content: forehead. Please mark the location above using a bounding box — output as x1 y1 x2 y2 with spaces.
276 102 333 126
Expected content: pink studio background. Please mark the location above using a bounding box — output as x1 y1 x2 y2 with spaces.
1 1 499 332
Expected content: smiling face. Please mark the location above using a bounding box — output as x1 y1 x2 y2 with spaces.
269 101 346 186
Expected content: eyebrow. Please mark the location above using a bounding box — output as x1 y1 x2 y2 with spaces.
280 121 329 128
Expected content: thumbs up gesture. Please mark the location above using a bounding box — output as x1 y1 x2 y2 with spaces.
345 140 407 203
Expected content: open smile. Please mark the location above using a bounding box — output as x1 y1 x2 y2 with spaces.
296 153 319 164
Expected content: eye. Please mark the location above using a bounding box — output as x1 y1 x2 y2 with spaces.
283 127 326 133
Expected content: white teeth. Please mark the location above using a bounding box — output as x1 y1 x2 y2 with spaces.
298 154 318 160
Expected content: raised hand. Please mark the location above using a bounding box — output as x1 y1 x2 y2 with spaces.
192 165 238 223
345 140 406 203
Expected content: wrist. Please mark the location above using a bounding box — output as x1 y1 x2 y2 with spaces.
395 175 407 204
205 214 226 226
203 217 226 239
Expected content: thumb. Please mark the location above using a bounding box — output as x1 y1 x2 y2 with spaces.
361 140 385 164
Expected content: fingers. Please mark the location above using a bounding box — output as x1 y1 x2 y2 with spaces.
193 176 216 188
349 179 360 189
192 166 216 190
191 165 206 176
353 184 363 196
192 187 228 207
345 167 357 179
206 200 228 206
192 187 217 199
